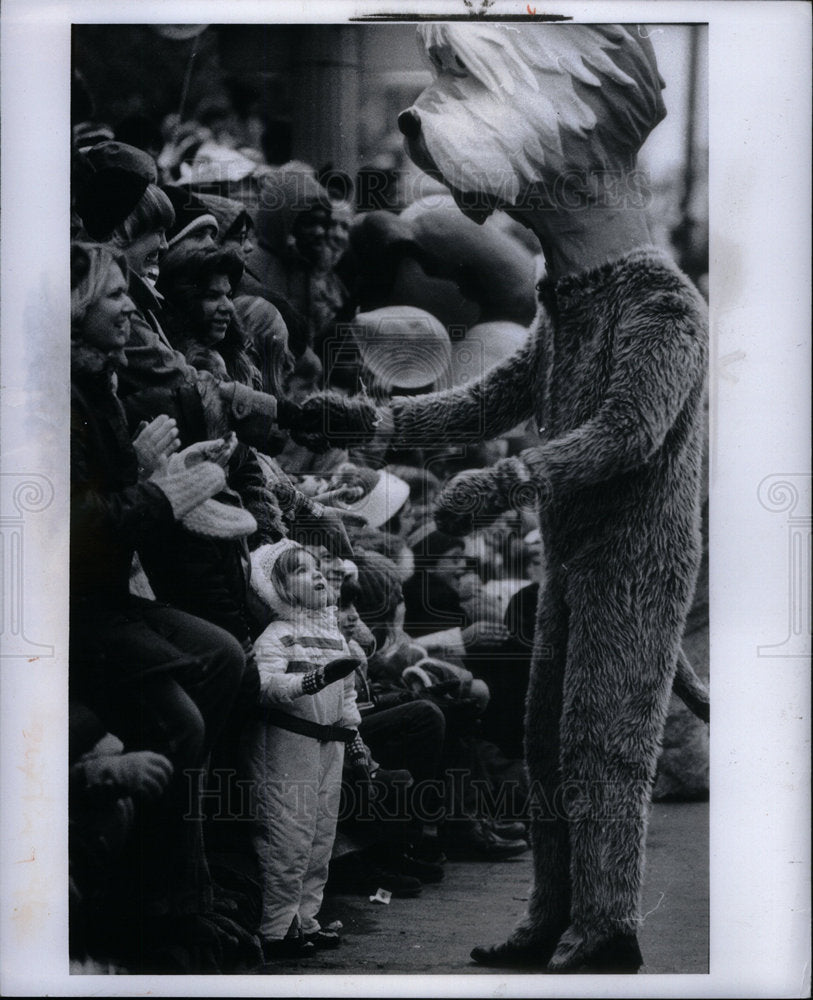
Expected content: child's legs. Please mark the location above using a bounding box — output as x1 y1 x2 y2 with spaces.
253 730 320 941
299 741 344 935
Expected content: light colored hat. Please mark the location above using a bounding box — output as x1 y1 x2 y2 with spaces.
249 539 302 615
450 320 529 387
335 469 410 529
180 141 258 185
347 306 452 393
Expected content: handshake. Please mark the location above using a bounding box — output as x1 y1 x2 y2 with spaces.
277 392 384 453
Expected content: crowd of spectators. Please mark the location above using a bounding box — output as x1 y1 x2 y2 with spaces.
68 93 593 974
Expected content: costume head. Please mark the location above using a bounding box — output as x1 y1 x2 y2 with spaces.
398 23 666 213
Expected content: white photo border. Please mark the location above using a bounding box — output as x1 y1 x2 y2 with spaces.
1 0 810 996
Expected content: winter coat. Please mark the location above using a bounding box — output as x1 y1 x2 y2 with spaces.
249 170 349 346
70 361 173 606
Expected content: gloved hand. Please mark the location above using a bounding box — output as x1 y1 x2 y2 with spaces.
301 657 361 695
81 750 174 799
151 460 227 520
292 391 383 451
434 457 537 536
218 382 289 455
322 656 361 686
274 398 303 431
132 415 180 476
168 433 238 472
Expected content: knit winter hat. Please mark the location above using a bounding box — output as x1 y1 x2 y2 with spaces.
83 140 158 183
353 549 404 630
407 524 466 562
75 168 150 242
162 185 219 247
196 191 253 241
250 539 303 616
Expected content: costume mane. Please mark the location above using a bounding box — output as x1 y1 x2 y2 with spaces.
409 23 666 204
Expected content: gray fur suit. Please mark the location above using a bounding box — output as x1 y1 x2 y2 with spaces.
387 245 708 962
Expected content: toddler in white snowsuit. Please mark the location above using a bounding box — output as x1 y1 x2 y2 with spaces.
247 539 366 955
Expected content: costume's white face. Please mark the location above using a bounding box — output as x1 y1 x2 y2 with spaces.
398 24 664 219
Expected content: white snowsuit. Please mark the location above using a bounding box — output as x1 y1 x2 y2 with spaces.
246 605 360 941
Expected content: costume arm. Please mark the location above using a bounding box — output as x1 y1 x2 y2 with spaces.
520 298 706 496
388 333 541 447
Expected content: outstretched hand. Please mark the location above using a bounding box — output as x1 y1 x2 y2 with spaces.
322 656 361 686
291 392 383 452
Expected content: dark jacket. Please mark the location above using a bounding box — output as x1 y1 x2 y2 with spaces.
70 364 173 606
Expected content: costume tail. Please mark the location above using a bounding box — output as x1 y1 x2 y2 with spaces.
673 648 709 723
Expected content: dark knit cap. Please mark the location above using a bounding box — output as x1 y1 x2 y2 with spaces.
353 549 403 629
74 141 158 241
75 167 150 241
84 140 158 183
162 185 219 247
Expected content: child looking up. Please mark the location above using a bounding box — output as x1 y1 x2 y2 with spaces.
247 540 366 959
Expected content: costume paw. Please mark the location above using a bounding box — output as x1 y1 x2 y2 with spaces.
470 937 557 969
547 925 643 974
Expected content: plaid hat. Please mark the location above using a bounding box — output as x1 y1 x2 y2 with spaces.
162 185 219 247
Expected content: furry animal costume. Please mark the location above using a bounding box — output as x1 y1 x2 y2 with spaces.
387 246 707 969
300 23 708 972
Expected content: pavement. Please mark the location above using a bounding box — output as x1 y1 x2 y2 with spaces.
257 800 709 976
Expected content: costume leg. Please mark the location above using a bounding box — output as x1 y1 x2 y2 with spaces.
510 570 571 947
549 561 684 970
299 741 343 935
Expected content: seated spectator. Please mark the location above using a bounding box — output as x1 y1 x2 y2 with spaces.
352 549 526 859
69 700 173 961
70 242 257 972
335 578 446 886
158 246 263 389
